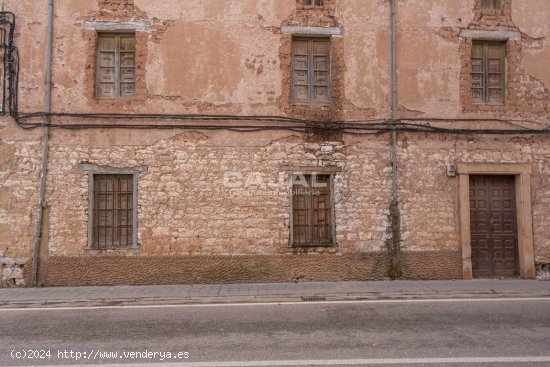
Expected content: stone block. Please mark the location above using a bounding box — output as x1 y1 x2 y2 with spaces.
2 268 13 278
0 257 15 266
15 258 28 266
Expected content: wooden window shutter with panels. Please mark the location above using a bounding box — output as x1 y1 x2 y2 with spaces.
97 33 136 98
471 41 505 104
292 174 333 246
303 0 324 6
92 174 134 249
481 0 501 10
292 38 330 104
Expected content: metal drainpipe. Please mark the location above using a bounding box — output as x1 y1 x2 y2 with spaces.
390 0 398 203
31 0 53 287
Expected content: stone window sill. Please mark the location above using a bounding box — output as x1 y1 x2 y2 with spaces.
290 243 335 248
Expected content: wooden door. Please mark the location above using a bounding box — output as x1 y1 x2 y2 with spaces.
470 175 519 278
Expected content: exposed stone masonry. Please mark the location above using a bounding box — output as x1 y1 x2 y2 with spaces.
536 263 550 281
0 250 27 287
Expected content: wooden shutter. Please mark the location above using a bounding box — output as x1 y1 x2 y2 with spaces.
93 175 134 249
119 35 136 97
312 40 330 102
97 35 117 98
292 38 330 103
481 0 501 10
292 40 310 102
292 174 333 245
471 41 505 104
486 43 505 103
97 33 136 98
303 0 324 5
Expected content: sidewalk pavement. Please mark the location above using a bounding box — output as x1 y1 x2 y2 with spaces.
0 279 549 308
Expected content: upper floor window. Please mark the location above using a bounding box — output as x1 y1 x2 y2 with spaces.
292 37 330 104
303 0 324 6
481 0 502 10
471 41 505 104
96 33 136 98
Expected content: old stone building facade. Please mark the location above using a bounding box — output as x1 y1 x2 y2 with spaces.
1 0 549 286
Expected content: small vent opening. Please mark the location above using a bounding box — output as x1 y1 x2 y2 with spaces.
301 296 327 302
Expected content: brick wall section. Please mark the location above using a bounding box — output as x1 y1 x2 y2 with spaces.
472 0 514 29
285 0 339 28
24 251 462 286
96 0 138 14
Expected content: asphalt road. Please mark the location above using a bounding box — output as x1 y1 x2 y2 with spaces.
1 298 549 366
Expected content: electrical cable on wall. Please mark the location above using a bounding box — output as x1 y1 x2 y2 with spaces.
0 11 18 118
1 12 549 137
12 114 550 136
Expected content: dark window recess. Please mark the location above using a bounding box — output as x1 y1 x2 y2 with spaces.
292 37 330 104
93 174 134 249
292 174 333 246
0 28 5 114
303 0 324 6
96 33 136 98
481 0 502 10
0 12 17 116
471 41 505 104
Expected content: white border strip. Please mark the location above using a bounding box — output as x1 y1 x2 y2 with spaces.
458 29 521 40
1 297 549 312
281 26 343 36
83 21 151 31
6 356 550 367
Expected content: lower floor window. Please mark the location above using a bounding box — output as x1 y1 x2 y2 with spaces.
291 174 334 246
92 174 135 249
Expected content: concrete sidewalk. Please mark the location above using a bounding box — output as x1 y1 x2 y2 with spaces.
0 279 549 308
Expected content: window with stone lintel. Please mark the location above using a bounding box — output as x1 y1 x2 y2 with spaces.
290 173 334 246
292 37 331 104
471 41 506 104
96 33 136 99
81 163 142 250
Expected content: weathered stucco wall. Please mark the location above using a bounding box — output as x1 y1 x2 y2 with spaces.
0 1 48 288
3 0 549 117
0 0 549 286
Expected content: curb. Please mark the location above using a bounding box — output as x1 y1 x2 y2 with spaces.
2 291 550 309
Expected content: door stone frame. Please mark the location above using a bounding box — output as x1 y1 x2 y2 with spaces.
457 163 535 279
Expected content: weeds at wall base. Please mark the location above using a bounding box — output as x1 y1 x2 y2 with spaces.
385 198 403 280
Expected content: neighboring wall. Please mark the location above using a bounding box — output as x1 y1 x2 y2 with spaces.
0 1 47 286
0 0 549 286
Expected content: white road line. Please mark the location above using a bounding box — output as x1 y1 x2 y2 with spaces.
6 356 550 367
0 297 549 312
